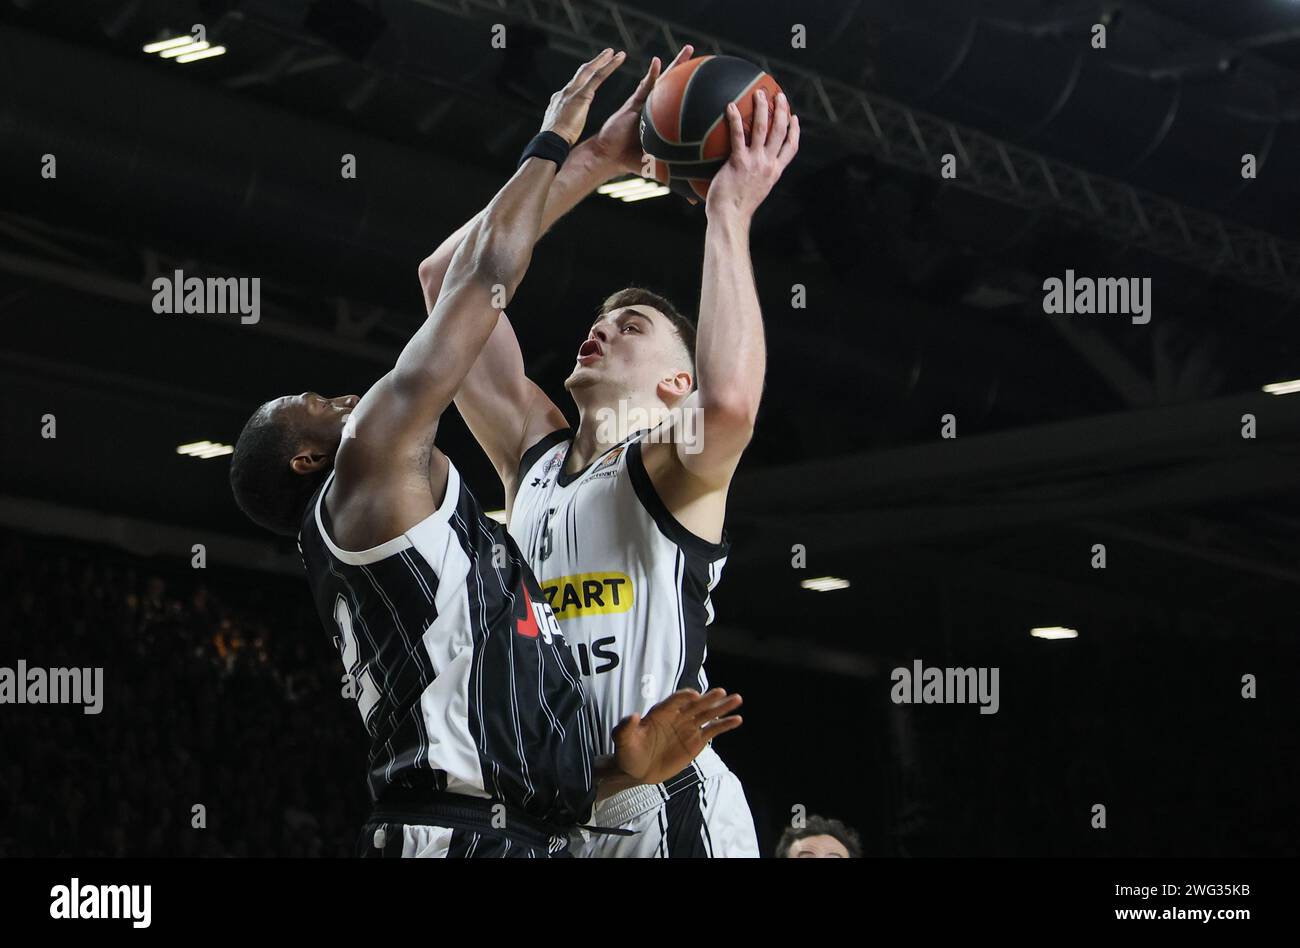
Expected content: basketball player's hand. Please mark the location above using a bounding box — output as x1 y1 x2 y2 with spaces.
542 48 627 147
591 44 694 174
706 88 800 221
612 688 743 785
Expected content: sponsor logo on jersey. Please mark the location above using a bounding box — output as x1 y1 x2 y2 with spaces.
515 587 540 638
515 584 562 644
587 445 625 481
540 571 633 620
542 449 565 479
572 637 619 676
594 445 625 472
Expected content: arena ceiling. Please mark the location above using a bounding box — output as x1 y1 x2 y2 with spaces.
3 0 1300 654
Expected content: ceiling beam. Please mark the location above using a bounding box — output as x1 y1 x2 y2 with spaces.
408 0 1300 297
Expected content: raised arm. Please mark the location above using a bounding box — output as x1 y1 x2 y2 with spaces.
675 89 800 486
417 48 696 491
416 135 628 316
418 139 620 491
344 50 626 472
417 46 693 310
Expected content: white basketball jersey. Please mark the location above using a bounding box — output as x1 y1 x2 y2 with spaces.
509 429 728 757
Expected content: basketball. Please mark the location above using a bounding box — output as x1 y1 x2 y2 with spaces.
639 55 783 200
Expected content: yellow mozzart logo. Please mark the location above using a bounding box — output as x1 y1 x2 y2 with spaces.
540 572 634 620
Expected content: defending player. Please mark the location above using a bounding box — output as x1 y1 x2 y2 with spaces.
229 49 743 858
417 48 799 856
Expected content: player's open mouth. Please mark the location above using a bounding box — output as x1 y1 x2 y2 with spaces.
576 339 603 365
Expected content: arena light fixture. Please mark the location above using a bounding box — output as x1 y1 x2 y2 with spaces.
597 178 651 196
1030 626 1078 640
159 41 208 58
176 440 234 460
1262 379 1300 395
176 46 228 63
621 185 672 202
143 35 228 63
609 181 656 196
597 176 670 203
142 36 196 53
800 576 850 592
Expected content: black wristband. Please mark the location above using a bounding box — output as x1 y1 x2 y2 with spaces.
518 131 570 169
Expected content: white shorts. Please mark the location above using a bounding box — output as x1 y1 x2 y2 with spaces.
359 822 569 858
574 747 759 858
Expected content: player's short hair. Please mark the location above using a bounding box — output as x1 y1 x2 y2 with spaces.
775 814 863 858
598 286 696 370
229 400 326 537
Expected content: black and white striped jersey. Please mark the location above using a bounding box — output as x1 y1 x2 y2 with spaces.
297 460 595 827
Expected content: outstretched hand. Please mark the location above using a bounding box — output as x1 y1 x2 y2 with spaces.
542 48 627 146
592 45 694 174
612 687 743 785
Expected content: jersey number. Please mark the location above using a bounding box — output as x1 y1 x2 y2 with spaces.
334 595 381 733
538 506 556 562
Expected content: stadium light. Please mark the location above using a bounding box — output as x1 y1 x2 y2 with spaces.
597 177 670 203
143 35 228 63
142 36 196 53
176 46 228 63
176 440 234 460
159 41 209 59
800 576 850 592
1030 626 1078 640
1262 379 1300 395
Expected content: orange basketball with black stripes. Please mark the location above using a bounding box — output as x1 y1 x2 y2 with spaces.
639 55 782 201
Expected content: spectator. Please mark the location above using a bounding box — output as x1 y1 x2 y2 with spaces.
0 528 367 856
775 814 862 858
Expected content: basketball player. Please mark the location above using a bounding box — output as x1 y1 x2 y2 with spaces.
228 49 744 858
416 49 799 856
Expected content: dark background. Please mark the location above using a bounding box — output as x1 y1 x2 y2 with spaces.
1 0 1298 856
